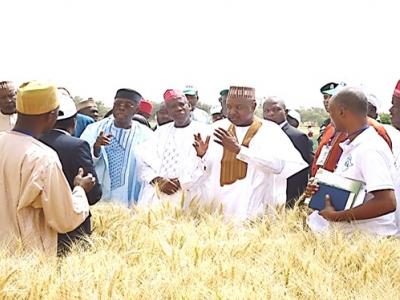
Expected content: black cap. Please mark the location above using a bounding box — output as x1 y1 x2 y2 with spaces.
320 82 338 95
115 88 142 103
219 89 229 96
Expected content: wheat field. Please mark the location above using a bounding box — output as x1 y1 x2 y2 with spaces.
1 203 400 299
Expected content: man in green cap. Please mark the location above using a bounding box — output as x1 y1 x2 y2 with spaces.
219 89 229 118
318 82 340 143
183 85 211 124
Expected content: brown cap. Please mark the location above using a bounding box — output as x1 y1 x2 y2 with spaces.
227 86 256 101
76 98 96 111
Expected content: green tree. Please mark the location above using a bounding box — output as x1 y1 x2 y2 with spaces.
379 112 391 125
73 96 111 118
297 107 329 126
95 101 111 118
73 96 83 105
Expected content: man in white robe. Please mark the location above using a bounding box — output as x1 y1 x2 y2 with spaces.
201 86 308 220
138 89 210 208
81 88 153 207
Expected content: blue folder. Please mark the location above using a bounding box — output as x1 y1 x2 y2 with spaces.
308 182 351 211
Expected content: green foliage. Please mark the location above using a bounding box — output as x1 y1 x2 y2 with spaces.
95 101 111 118
379 113 391 125
72 96 110 118
297 107 329 127
73 96 83 105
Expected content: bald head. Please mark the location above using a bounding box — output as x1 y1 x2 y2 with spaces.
263 97 286 110
263 96 287 124
330 87 368 116
329 87 369 133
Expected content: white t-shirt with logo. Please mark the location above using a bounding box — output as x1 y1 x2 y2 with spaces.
309 126 398 236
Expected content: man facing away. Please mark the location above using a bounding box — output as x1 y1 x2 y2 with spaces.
81 88 153 206
40 88 102 253
263 97 314 206
0 81 17 132
307 87 397 236
137 89 210 208
200 86 308 220
0 81 95 255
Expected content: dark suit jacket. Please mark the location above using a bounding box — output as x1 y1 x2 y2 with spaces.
281 122 314 206
40 129 102 252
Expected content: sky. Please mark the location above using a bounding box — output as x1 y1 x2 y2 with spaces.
2 0 400 111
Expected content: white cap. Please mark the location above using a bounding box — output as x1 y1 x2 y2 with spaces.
57 89 77 120
366 93 380 112
287 109 301 124
210 103 222 115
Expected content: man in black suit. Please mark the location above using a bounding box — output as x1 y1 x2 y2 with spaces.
263 97 314 207
40 88 102 253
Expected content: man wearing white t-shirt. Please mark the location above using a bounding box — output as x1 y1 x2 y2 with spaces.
307 87 397 236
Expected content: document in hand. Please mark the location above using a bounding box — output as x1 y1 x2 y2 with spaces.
304 169 366 211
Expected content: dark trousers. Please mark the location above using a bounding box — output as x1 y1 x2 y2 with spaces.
57 216 91 255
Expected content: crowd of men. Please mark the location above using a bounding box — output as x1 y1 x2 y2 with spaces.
0 79 400 256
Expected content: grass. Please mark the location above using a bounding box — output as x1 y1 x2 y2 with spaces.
1 203 400 299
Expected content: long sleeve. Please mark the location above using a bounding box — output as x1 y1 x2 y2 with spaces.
75 141 102 205
38 161 89 234
80 121 103 162
236 146 284 174
236 123 308 179
292 134 314 165
179 156 208 190
136 137 160 184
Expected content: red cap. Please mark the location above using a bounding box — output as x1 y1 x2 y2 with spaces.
163 89 185 102
393 80 400 99
139 99 153 115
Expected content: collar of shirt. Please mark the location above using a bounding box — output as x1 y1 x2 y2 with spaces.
53 129 71 136
339 126 374 152
279 121 288 128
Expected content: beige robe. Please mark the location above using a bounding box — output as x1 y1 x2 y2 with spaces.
0 131 89 255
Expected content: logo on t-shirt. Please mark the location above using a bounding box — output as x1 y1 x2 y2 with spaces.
342 154 354 172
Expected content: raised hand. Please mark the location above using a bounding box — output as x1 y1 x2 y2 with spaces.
213 127 241 154
193 133 210 158
95 131 112 148
93 131 113 157
73 167 96 193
